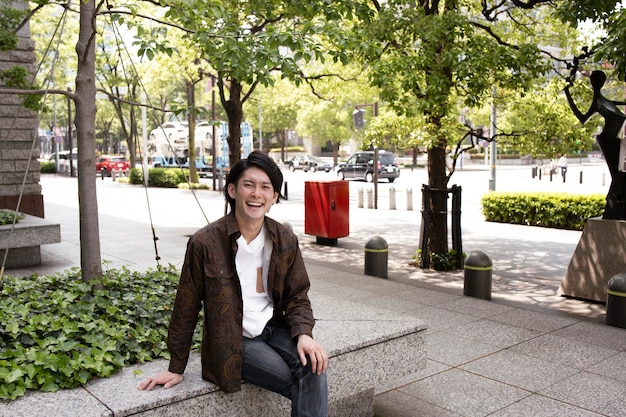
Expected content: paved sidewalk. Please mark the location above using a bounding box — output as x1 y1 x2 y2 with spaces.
4 168 626 417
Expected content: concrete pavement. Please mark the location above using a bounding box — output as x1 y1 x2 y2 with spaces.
4 163 626 416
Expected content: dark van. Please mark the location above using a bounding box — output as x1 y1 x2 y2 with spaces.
337 150 400 183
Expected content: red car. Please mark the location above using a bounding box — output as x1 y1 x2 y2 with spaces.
95 155 130 176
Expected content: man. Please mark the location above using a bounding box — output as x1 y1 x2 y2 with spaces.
139 151 329 417
557 154 568 179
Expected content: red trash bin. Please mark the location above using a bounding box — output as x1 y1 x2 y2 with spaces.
304 180 349 245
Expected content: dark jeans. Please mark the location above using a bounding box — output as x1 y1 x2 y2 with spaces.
242 323 328 417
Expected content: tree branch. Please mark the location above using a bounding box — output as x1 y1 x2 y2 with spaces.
0 87 76 100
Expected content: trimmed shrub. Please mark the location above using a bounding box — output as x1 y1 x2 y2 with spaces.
129 167 188 187
481 192 606 230
40 161 56 173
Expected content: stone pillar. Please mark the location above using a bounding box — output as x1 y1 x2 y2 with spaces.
0 0 43 217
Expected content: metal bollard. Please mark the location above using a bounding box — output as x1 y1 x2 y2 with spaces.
284 181 288 200
406 188 413 211
101 168 105 180
463 251 492 300
367 188 373 209
358 188 364 208
389 187 396 210
364 236 388 278
531 166 537 178
602 172 606 186
111 169 117 182
218 171 224 191
579 171 583 184
606 272 626 329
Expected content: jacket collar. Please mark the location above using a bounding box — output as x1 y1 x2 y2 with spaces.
225 212 278 242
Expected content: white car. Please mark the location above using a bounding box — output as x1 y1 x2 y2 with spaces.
194 121 213 142
149 121 189 145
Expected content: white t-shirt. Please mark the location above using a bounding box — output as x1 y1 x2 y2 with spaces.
236 226 273 338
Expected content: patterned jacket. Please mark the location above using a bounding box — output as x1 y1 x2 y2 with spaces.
167 213 315 393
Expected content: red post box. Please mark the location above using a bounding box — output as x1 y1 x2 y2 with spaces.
304 180 349 245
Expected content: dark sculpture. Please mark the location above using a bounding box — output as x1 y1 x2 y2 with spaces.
564 69 626 220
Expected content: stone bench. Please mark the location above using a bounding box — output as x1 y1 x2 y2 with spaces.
0 293 427 417
0 210 60 268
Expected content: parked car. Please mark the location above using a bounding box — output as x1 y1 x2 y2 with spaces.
49 151 77 175
95 155 130 176
284 155 333 172
308 157 333 172
193 121 213 142
336 150 400 182
149 121 189 145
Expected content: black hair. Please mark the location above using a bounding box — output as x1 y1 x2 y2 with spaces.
224 151 284 212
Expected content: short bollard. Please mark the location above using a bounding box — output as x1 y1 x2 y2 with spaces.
358 188 364 208
606 272 626 329
111 169 117 182
407 188 413 211
367 188 373 209
463 251 492 300
389 187 396 210
364 236 388 279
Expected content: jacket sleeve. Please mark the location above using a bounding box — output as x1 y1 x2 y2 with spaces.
167 236 205 374
279 234 316 340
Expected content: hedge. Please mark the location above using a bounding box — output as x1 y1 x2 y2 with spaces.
481 191 606 230
128 167 188 187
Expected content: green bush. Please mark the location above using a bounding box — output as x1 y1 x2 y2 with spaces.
481 192 606 230
129 167 188 187
40 161 56 174
0 265 202 400
0 210 24 226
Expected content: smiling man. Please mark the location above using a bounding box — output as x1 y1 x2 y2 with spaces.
138 151 329 417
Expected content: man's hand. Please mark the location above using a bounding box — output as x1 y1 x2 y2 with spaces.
138 371 184 391
297 334 329 375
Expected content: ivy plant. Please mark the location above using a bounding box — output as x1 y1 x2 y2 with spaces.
0 265 202 400
0 210 24 226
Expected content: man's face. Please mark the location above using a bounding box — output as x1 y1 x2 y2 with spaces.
227 166 278 222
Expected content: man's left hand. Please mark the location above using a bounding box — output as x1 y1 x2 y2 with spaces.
297 334 329 375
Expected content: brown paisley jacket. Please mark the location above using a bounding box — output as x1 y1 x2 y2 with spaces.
167 213 315 393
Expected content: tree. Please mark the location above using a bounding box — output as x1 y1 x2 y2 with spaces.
556 0 626 80
353 0 560 268
496 80 596 157
244 78 300 159
74 0 102 286
142 0 364 167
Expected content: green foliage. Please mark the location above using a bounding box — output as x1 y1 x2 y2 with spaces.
0 0 28 50
413 249 464 271
129 167 188 187
494 80 596 157
481 191 606 230
0 211 24 226
0 265 202 400
177 182 209 190
40 161 56 174
362 112 425 152
556 0 626 80
0 66 43 111
431 250 462 271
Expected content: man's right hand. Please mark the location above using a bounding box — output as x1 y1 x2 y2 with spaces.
138 371 184 391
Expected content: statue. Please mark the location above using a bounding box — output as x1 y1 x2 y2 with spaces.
564 69 626 220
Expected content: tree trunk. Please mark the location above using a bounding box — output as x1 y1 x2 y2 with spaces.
425 139 450 265
220 78 243 168
187 80 198 182
75 0 103 287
